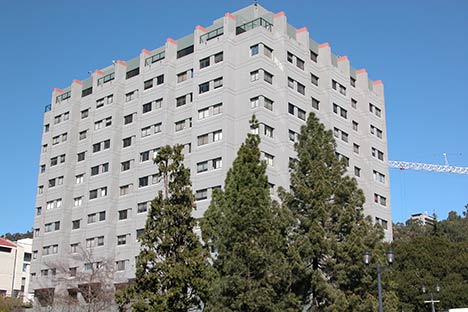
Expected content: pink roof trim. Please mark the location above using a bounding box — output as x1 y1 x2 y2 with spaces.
0 238 16 248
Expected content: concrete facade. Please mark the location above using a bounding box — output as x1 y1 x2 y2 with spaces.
0 238 33 302
30 4 392 295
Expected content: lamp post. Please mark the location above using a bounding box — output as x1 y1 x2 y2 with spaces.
422 284 440 312
363 250 395 312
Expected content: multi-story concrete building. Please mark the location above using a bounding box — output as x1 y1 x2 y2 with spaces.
31 4 392 299
0 238 33 302
410 212 435 226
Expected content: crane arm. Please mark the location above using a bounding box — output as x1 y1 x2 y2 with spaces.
389 160 468 175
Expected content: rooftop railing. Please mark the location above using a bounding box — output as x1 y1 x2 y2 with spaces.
200 26 224 43
145 51 165 66
97 72 115 86
236 18 273 35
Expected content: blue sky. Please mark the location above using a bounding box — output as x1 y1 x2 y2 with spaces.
1 0 467 234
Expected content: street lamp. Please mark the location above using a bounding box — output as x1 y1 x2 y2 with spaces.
422 283 440 312
363 250 395 312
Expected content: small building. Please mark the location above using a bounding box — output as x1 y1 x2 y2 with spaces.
0 238 33 302
410 212 435 226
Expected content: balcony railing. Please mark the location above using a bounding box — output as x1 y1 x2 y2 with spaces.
97 72 115 86
145 51 165 66
236 18 273 35
200 26 224 43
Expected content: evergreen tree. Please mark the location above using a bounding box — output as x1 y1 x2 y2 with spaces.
201 116 300 312
281 113 392 311
118 145 210 312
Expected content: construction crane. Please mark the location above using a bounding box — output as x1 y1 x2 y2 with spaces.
389 157 468 175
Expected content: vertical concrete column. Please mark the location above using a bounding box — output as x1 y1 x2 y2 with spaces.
165 38 177 62
356 68 369 90
70 80 82 101
318 42 332 66
273 12 287 36
51 88 63 109
337 56 350 77
372 80 384 97
194 25 207 50
224 13 236 38
93 70 104 89
140 49 152 69
295 27 309 48
114 60 127 81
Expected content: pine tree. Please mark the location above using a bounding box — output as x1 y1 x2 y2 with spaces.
281 113 391 311
201 116 300 312
119 145 210 312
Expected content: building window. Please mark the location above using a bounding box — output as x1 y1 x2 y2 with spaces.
177 69 192 83
213 77 223 89
118 210 128 220
72 220 80 230
350 77 356 87
197 161 208 173
36 207 42 216
264 125 274 138
200 57 210 69
264 45 273 58
88 211 106 224
370 125 383 139
144 79 153 90
137 202 149 213
352 121 359 132
116 260 126 271
250 44 259 56
371 147 384 161
311 73 319 86
89 187 107 200
373 170 386 184
289 130 298 143
142 102 152 113
250 70 259 82
118 184 130 196
121 160 131 172
74 197 82 207
351 98 357 109
199 82 209 94
297 82 305 95
311 97 320 110
310 50 318 62
214 52 223 63
263 152 274 166
374 193 387 206
264 71 273 84
264 97 273 111
77 152 85 162
353 143 360 154
250 97 259 108
123 137 132 148
117 235 127 246
195 189 208 201
197 134 209 146
212 158 222 169
213 130 222 142
125 90 138 102
296 58 305 70
332 80 346 96
354 166 361 177
139 176 149 188
156 74 164 85
122 115 133 126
